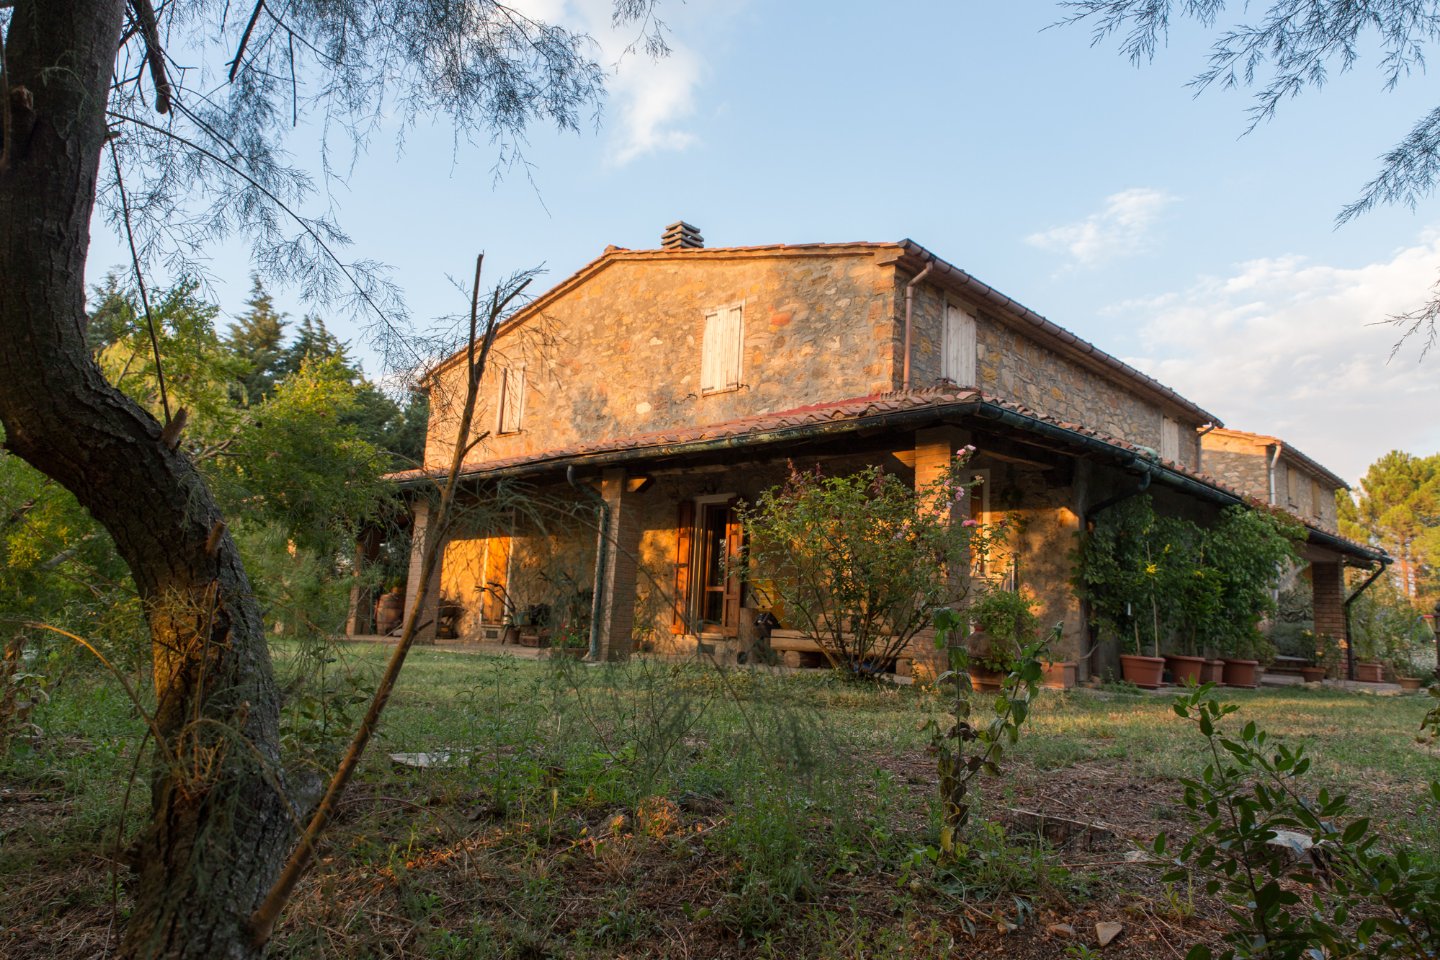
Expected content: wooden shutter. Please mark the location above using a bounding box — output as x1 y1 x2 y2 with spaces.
1161 417 1180 461
701 306 743 393
701 312 722 393
943 304 976 385
721 500 744 635
723 306 743 390
498 366 525 434
671 499 695 634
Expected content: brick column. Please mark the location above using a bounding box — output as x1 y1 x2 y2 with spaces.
596 469 644 661
402 498 442 643
1311 560 1346 646
914 426 966 497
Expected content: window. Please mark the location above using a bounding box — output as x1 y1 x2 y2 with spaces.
672 495 742 636
1161 417 1181 462
701 304 743 394
967 468 1000 581
942 303 977 385
497 364 525 434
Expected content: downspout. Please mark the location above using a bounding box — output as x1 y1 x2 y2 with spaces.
1342 557 1391 681
568 465 608 661
902 258 935 391
1267 442 1284 506
1195 422 1217 472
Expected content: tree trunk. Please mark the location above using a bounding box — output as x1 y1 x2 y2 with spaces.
0 4 290 958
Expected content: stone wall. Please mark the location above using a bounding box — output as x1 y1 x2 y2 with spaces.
1200 435 1270 498
1200 430 1344 530
425 250 899 470
903 279 1203 469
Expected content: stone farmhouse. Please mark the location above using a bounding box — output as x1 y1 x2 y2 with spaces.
357 224 1385 684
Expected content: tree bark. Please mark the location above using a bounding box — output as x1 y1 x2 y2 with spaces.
0 4 290 958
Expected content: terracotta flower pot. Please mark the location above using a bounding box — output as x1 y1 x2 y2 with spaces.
1165 654 1206 686
1042 660 1077 690
968 664 1005 693
1119 654 1165 689
1397 676 1424 692
375 589 404 636
1201 659 1225 684
1222 658 1260 688
1355 661 1385 683
1298 665 1326 683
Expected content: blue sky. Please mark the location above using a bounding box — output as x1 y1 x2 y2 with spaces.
87 2 1440 482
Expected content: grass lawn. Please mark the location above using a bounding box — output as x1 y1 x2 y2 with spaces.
2 642 1437 958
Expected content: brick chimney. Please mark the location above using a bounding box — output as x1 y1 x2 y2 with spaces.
661 221 704 250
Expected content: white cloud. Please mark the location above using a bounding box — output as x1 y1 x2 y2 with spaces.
607 48 701 164
511 0 706 165
1113 235 1440 482
1027 188 1176 267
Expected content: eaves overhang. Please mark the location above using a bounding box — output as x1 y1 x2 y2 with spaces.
389 390 1383 565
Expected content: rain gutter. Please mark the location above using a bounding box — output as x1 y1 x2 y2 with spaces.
400 398 1383 565
1268 443 1283 506
901 258 935 390
896 241 1220 425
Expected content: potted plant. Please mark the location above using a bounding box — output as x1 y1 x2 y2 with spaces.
548 629 588 660
1165 654 1206 685
374 582 405 636
1351 627 1385 682
1387 638 1424 690
1200 655 1226 684
965 588 1040 692
1300 632 1337 683
1222 631 1272 689
1119 629 1166 688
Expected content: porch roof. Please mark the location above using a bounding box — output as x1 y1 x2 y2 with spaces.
387 387 1385 564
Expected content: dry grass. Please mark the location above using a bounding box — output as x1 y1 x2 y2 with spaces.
2 645 1437 958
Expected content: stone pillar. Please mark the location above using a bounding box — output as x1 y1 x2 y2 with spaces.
596 468 644 661
913 426 966 496
402 498 442 643
1311 560 1346 671
911 426 970 671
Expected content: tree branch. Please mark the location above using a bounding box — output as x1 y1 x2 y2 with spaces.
228 0 266 83
128 0 171 113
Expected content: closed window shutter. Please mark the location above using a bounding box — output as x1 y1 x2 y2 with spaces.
701 311 722 393
943 304 976 385
701 306 743 393
498 366 525 433
1161 417 1180 461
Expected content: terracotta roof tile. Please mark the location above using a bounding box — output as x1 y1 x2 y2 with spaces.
387 388 1376 560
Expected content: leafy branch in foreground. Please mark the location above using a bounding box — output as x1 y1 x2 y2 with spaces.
1153 684 1440 959
927 608 1059 852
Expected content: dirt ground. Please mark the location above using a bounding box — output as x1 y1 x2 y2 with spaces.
1 746 1235 959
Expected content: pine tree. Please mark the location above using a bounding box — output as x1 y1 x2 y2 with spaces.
227 275 287 404
278 313 348 383
1340 451 1440 608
